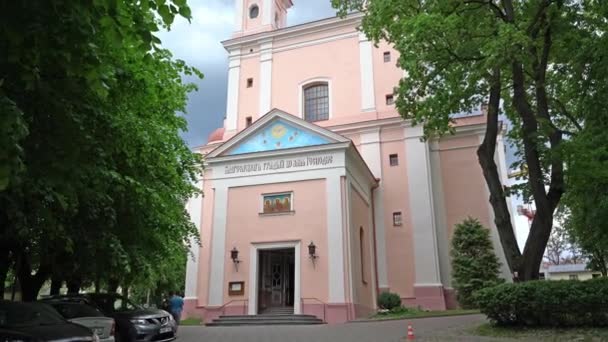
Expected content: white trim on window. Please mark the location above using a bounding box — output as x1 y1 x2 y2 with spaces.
298 77 333 121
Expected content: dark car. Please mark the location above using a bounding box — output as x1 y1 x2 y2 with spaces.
42 294 175 342
0 300 96 342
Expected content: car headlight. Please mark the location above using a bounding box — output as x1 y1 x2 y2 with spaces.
130 318 149 325
168 314 174 321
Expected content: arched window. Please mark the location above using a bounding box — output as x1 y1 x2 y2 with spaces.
249 4 259 19
359 227 367 284
303 82 329 122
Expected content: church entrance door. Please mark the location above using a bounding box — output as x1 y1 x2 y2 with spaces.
257 248 295 314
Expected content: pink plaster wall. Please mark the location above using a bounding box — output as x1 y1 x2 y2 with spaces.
379 129 415 298
237 56 260 130
222 179 330 305
271 36 362 125
350 186 375 318
371 41 402 119
438 135 492 238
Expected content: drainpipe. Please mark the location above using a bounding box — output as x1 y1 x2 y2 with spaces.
370 178 381 299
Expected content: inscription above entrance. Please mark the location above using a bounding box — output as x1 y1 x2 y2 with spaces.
224 154 334 175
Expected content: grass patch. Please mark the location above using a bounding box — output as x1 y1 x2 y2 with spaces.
180 317 203 326
473 323 608 341
368 307 480 321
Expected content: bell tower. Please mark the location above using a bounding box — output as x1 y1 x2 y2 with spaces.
234 0 293 36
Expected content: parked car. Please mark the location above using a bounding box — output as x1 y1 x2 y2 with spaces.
42 294 176 342
0 300 97 342
43 300 115 342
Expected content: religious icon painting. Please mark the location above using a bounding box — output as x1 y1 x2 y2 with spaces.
262 192 292 213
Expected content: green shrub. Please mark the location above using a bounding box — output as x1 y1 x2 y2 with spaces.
475 278 608 327
377 291 401 311
451 218 503 308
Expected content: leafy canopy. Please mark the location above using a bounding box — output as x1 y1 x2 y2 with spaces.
0 0 203 298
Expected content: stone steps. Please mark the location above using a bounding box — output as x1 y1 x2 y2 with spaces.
207 314 324 327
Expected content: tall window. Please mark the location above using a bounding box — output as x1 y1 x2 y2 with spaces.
360 227 367 284
303 83 329 122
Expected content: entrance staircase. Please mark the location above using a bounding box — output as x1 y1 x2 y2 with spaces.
207 307 324 326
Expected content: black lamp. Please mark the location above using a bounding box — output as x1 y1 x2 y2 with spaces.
231 247 240 266
308 241 318 260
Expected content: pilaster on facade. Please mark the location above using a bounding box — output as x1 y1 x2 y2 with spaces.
225 49 242 132
234 0 243 32
428 141 452 288
403 126 442 287
207 184 229 306
184 180 204 299
259 39 273 117
359 128 389 289
358 33 376 113
327 171 346 303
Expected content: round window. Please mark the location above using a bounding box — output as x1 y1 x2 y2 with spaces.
249 5 259 19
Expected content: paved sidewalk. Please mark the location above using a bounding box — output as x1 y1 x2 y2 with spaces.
177 314 508 341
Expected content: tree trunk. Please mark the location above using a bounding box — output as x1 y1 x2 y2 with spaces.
50 275 63 296
0 247 10 298
108 278 119 293
16 253 51 301
477 69 522 275
67 278 81 294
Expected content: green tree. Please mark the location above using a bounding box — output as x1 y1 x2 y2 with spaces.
332 0 608 279
451 218 503 309
0 0 202 300
562 116 608 277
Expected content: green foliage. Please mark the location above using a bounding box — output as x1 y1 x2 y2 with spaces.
0 0 202 299
451 218 503 309
476 279 608 327
332 0 608 280
377 291 401 311
562 114 608 276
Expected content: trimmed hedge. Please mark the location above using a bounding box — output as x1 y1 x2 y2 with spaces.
377 291 401 311
475 278 608 327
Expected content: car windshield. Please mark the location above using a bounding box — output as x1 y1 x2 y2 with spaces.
0 301 65 328
90 295 140 313
50 303 104 319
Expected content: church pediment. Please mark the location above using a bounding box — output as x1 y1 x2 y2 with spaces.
208 109 349 158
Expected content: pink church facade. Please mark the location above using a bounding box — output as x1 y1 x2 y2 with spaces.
183 0 513 324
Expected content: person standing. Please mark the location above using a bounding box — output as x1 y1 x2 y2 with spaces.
167 291 184 328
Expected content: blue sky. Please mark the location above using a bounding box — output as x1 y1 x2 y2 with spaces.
158 0 337 148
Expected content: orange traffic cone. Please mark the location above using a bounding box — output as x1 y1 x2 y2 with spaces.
407 323 415 340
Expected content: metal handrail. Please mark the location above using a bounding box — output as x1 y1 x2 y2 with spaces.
216 299 249 316
300 297 327 323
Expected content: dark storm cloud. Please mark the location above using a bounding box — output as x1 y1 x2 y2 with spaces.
159 0 337 147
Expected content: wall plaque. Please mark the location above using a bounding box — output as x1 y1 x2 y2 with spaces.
228 281 245 296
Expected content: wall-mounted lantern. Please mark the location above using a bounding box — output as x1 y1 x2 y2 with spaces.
308 241 318 262
231 247 240 270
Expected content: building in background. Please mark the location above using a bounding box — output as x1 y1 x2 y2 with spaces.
183 0 514 324
540 263 601 281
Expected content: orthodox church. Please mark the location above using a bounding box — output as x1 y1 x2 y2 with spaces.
183 0 513 324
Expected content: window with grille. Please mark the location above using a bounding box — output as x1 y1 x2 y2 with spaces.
386 94 395 105
389 154 399 166
303 83 329 122
383 51 391 62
